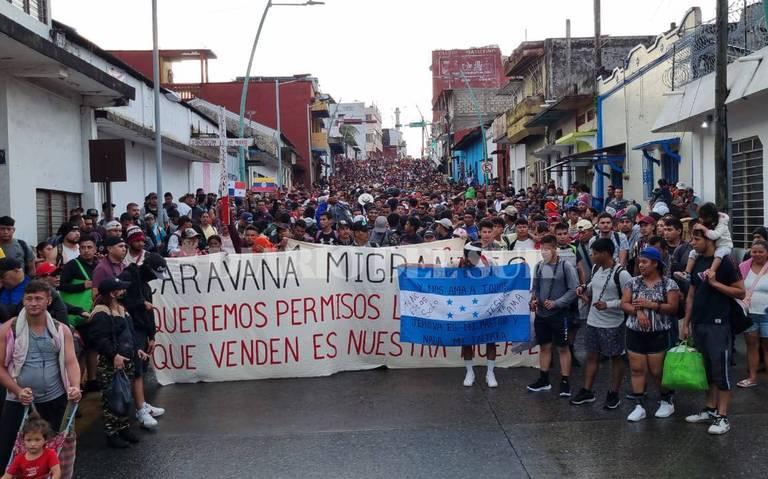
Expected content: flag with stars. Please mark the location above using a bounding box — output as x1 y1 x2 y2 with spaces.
397 264 532 346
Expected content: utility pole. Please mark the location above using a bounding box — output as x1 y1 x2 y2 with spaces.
593 0 602 94
151 0 164 225
714 0 729 209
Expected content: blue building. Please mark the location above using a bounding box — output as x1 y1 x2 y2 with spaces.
451 127 487 185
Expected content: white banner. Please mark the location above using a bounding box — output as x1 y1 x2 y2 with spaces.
151 243 542 385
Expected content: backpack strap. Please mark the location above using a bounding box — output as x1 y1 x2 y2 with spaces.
18 239 30 267
613 266 625 295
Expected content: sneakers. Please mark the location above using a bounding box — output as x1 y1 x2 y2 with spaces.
708 416 731 435
136 406 158 429
559 379 571 398
685 408 717 424
570 388 596 405
527 377 552 392
463 369 475 387
106 433 130 449
118 428 140 444
486 371 498 388
603 391 621 410
627 404 647 422
655 400 675 418
143 402 165 417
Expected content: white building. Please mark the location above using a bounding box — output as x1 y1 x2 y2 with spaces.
332 102 383 157
653 43 768 249
597 8 703 206
0 2 223 242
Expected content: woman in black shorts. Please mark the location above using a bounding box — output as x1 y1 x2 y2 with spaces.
620 247 680 422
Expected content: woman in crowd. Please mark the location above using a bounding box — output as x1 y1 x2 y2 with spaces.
737 239 768 387
621 247 679 422
89 277 142 448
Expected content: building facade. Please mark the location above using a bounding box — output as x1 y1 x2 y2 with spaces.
0 3 223 242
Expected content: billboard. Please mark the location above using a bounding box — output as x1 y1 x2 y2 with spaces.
431 47 505 104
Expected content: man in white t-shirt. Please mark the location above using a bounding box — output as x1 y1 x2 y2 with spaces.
503 218 536 251
57 222 80 266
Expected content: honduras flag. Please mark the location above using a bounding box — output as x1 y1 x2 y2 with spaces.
398 264 531 346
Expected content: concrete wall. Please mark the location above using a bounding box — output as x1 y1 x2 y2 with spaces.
0 75 91 242
451 89 516 132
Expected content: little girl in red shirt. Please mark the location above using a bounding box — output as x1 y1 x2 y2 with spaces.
2 415 60 479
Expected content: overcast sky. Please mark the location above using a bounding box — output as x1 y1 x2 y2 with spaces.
54 0 715 156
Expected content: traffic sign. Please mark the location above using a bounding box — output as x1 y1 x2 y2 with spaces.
408 121 426 128
190 137 254 147
482 161 493 173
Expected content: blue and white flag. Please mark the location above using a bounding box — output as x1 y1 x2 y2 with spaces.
398 264 532 346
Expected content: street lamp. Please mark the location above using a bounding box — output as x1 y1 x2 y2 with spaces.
237 0 325 183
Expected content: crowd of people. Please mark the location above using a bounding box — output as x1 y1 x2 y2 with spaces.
0 155 763 477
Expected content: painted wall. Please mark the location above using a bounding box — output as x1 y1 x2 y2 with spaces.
0 76 88 242
598 9 702 204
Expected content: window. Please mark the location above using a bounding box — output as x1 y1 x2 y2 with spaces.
36 189 81 241
586 109 596 122
365 114 373 122
576 114 586 128
9 0 48 23
660 151 679 185
731 137 764 249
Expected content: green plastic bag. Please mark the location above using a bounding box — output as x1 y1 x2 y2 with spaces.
662 340 709 391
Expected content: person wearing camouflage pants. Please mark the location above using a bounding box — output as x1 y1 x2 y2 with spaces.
97 356 134 435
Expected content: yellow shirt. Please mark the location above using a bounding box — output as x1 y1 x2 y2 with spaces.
0 246 5 259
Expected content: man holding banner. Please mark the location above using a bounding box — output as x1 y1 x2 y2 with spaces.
527 235 579 397
459 242 499 388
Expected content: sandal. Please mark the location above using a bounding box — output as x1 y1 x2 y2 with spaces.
737 378 757 388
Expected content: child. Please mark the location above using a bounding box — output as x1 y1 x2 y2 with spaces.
3 415 61 479
675 202 733 282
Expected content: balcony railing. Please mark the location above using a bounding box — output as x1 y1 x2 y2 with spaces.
8 0 48 23
311 132 329 150
664 0 768 89
163 83 201 101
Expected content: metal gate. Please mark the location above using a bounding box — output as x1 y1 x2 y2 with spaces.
730 137 764 249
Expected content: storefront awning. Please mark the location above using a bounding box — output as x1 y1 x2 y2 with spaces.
632 137 681 163
555 130 596 153
561 143 626 173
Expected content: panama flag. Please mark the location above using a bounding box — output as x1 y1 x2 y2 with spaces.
228 181 247 198
398 264 532 346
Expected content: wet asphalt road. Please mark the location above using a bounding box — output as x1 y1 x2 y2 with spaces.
73 347 768 479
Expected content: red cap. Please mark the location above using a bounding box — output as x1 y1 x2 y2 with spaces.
35 262 59 277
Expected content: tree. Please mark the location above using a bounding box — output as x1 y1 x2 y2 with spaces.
338 124 359 147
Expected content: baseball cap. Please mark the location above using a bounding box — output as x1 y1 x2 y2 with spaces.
275 223 291 231
240 212 253 223
464 241 483 252
576 219 593 231
452 227 468 239
351 221 368 232
0 257 23 275
352 215 367 225
102 236 126 248
639 246 665 265
102 202 116 210
676 181 690 190
337 220 350 229
85 208 99 218
182 228 200 239
97 277 132 295
423 229 435 238
436 218 454 229
373 216 388 233
143 253 168 279
35 262 59 277
502 205 518 217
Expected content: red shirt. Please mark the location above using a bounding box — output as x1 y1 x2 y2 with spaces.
6 448 59 479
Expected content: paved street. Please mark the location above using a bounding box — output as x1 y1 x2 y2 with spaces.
75 347 768 479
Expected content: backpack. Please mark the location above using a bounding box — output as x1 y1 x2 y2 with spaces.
590 264 625 297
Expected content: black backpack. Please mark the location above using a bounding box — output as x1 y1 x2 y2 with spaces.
590 264 625 297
